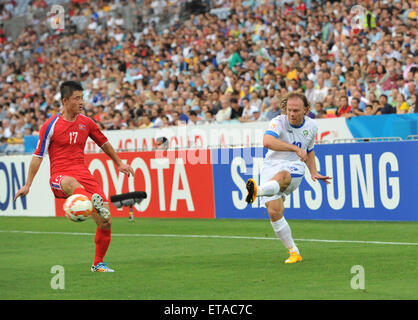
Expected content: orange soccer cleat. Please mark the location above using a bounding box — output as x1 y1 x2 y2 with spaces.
245 179 258 204
285 250 303 264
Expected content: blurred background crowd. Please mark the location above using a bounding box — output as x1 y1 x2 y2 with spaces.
0 0 417 153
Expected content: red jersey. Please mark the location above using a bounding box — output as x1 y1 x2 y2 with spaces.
337 105 352 117
34 113 108 177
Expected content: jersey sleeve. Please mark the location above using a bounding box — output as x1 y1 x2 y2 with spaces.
307 122 318 153
88 118 108 148
264 118 282 138
33 116 59 157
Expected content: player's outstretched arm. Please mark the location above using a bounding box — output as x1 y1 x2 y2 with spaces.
101 142 134 177
306 150 332 184
14 156 43 201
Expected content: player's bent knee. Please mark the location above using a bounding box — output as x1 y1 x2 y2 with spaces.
273 171 292 191
61 176 83 195
281 171 292 184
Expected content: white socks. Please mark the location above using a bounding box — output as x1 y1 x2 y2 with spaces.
271 217 298 253
257 180 280 197
259 181 299 253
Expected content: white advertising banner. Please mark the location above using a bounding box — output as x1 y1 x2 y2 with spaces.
85 118 354 153
0 155 55 216
315 117 354 142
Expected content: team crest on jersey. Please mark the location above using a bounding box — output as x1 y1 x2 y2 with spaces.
79 124 87 131
303 130 308 137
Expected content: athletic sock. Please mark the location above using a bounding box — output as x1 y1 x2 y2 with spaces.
257 180 280 197
93 226 111 266
73 187 92 200
270 217 299 253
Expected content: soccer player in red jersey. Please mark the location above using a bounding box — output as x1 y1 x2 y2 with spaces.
14 81 134 272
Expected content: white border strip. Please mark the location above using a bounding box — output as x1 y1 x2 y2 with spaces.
0 230 417 246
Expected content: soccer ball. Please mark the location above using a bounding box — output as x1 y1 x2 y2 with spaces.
63 194 93 222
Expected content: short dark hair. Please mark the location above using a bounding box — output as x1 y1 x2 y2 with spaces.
60 81 83 100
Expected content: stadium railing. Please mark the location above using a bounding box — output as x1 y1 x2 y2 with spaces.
329 137 403 144
406 135 418 140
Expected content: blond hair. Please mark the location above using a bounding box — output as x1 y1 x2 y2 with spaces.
279 92 310 114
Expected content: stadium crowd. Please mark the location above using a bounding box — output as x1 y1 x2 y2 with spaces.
0 0 417 153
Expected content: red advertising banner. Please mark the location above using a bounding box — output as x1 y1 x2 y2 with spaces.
55 149 216 219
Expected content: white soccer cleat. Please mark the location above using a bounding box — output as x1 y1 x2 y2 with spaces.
91 193 110 220
91 262 114 272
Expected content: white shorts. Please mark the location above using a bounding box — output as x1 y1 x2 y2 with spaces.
259 159 305 207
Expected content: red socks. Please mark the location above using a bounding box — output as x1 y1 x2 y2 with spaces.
73 187 92 199
72 188 111 266
94 226 111 266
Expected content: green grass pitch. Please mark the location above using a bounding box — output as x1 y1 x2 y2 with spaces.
0 217 417 300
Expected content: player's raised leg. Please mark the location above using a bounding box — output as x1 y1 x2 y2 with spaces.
266 198 302 264
60 176 110 220
245 170 292 204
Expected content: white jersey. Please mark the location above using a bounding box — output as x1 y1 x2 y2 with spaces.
264 115 317 170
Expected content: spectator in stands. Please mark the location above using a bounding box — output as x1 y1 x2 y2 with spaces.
404 81 417 105
313 102 327 119
230 97 243 120
176 104 189 124
171 111 186 126
0 136 7 153
323 95 338 118
344 98 365 119
337 95 352 118
0 104 6 121
366 79 382 100
203 110 215 124
159 115 170 128
395 93 411 114
1 119 12 139
304 79 315 106
139 114 154 129
409 94 418 113
312 77 329 106
187 111 200 125
108 110 127 130
376 94 396 115
240 98 257 122
261 98 281 121
215 97 231 123
364 104 374 116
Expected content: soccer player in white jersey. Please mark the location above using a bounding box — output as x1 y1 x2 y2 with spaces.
246 92 332 263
